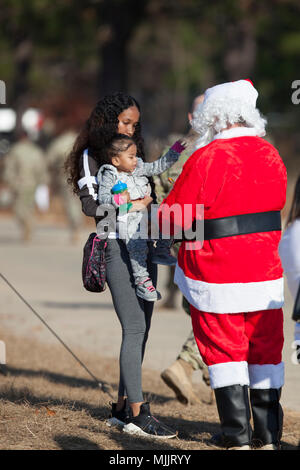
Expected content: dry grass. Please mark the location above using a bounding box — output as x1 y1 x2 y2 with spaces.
0 329 299 451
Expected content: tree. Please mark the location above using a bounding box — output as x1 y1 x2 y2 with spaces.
95 0 149 95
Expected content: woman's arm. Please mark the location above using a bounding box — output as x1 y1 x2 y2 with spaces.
77 151 99 217
129 195 153 212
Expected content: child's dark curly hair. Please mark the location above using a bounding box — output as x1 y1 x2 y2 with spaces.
65 92 144 194
104 134 135 164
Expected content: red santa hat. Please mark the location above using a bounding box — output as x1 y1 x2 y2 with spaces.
204 79 258 108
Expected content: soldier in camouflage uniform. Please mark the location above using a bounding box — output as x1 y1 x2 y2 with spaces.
3 134 49 242
47 130 83 243
153 95 211 405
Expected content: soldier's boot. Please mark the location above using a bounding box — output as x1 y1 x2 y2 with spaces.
211 384 252 450
250 388 283 450
161 358 201 405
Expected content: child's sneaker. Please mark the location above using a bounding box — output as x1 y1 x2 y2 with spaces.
106 400 130 428
123 402 177 439
136 278 161 302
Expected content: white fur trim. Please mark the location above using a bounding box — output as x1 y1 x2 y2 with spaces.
209 361 249 389
174 264 284 313
248 363 284 389
213 127 259 140
205 80 258 107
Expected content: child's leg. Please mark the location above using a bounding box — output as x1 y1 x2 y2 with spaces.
126 237 150 285
126 237 161 302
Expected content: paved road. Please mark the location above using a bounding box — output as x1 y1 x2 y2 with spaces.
0 216 299 411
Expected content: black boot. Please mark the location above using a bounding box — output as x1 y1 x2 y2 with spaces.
213 384 252 449
250 388 283 449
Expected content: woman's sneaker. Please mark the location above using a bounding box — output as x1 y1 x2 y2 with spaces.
106 400 130 428
123 402 177 439
136 278 162 302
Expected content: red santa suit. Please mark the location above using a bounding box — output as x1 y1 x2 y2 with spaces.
158 126 287 390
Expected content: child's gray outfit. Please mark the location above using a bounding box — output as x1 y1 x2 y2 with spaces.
97 148 180 298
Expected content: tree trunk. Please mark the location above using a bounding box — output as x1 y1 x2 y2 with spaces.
97 0 148 96
12 39 33 110
223 19 256 80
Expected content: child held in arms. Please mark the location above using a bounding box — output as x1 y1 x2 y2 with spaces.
98 133 186 301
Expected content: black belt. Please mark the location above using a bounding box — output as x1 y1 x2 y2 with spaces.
174 211 281 242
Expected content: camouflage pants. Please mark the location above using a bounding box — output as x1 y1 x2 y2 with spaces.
178 295 210 385
13 189 36 239
14 189 35 223
61 186 83 230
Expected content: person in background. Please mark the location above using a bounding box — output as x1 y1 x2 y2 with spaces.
155 96 205 309
47 125 83 244
3 109 49 242
154 95 210 405
279 175 300 362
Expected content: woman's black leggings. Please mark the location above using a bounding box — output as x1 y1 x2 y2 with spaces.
105 238 157 403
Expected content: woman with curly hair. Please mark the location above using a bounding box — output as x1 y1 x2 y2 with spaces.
65 92 177 439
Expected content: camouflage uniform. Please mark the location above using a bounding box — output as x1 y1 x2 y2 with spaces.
3 138 49 241
47 131 83 241
153 133 209 385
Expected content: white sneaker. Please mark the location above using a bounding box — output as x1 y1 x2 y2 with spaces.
136 278 161 302
123 402 177 439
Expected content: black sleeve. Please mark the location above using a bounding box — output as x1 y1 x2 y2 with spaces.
77 151 100 218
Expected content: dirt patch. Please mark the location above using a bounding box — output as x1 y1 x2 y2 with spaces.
0 329 299 451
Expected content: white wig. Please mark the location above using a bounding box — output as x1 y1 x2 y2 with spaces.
191 80 267 150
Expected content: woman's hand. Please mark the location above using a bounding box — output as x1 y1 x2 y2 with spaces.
129 196 153 212
124 190 131 203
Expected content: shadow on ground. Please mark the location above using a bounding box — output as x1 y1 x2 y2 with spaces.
41 301 114 310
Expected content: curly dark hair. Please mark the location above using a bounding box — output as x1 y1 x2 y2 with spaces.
65 92 144 194
104 134 135 164
286 174 300 227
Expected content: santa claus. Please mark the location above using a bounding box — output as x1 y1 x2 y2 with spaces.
158 79 287 450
